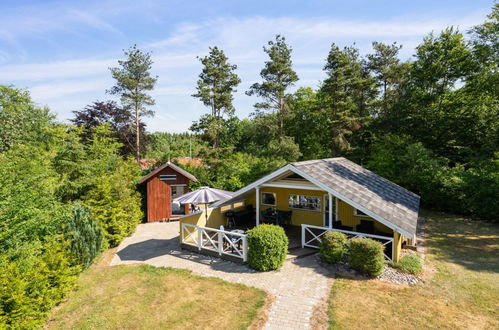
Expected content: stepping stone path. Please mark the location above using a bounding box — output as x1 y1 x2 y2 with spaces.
111 222 334 329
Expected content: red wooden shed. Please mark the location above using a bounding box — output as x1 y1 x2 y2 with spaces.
138 162 198 222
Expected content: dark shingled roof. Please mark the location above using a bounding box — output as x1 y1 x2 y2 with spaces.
292 158 420 236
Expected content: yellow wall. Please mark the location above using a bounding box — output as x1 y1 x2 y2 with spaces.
178 207 226 241
337 200 393 235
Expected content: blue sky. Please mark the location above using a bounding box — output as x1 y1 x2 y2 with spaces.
0 0 493 132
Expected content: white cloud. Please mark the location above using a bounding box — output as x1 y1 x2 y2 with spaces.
0 58 114 81
29 80 110 100
0 10 489 133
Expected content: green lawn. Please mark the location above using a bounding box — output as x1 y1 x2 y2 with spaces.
47 264 266 330
328 211 499 329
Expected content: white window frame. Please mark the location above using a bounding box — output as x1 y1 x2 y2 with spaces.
288 194 321 212
261 192 276 206
353 208 370 217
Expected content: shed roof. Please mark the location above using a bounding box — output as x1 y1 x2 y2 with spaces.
137 161 198 184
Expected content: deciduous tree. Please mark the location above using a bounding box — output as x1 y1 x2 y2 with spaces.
71 101 145 156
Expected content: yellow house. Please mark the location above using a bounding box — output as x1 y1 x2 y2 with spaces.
179 158 420 263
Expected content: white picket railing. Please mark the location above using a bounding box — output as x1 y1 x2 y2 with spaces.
181 223 248 262
301 224 394 261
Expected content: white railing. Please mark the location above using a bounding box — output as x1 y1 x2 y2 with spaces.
301 224 394 261
181 223 248 262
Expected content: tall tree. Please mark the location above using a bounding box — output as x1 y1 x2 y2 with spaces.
71 101 145 156
320 44 371 156
192 46 241 148
247 35 299 136
398 28 476 162
366 42 405 116
108 45 157 161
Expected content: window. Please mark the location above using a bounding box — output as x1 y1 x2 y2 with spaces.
160 174 176 181
288 194 321 211
261 192 276 206
354 208 369 217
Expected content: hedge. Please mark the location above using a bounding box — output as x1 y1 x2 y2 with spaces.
320 231 348 264
348 238 385 277
247 224 288 271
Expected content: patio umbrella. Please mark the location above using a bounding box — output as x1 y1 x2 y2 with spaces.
173 186 234 220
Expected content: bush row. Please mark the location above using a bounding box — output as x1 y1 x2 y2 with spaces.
320 232 385 277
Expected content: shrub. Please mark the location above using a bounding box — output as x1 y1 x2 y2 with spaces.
320 231 348 264
247 224 288 271
0 238 80 329
63 203 103 269
85 159 143 247
348 238 385 277
392 254 423 274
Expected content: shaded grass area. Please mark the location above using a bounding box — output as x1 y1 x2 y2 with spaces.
328 211 499 329
47 264 266 330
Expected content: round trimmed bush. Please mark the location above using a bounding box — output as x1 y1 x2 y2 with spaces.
247 224 288 271
320 231 348 264
348 238 385 277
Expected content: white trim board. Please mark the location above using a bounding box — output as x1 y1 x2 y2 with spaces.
261 182 324 191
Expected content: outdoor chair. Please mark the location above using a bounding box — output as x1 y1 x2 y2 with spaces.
278 210 292 226
356 220 375 234
261 209 278 225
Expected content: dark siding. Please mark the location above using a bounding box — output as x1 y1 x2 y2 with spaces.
145 167 191 222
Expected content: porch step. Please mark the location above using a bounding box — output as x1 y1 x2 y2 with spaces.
286 247 317 260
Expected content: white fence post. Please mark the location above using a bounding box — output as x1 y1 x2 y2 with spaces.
301 224 305 248
217 231 223 256
242 236 248 262
197 228 202 251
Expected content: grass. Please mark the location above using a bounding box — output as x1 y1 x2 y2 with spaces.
47 263 266 330
328 211 499 329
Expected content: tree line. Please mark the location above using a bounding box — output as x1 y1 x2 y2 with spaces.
183 6 498 220
75 5 497 219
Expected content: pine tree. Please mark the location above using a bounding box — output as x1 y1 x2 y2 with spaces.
366 42 404 116
247 35 299 136
320 44 371 156
192 46 240 148
108 45 157 161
